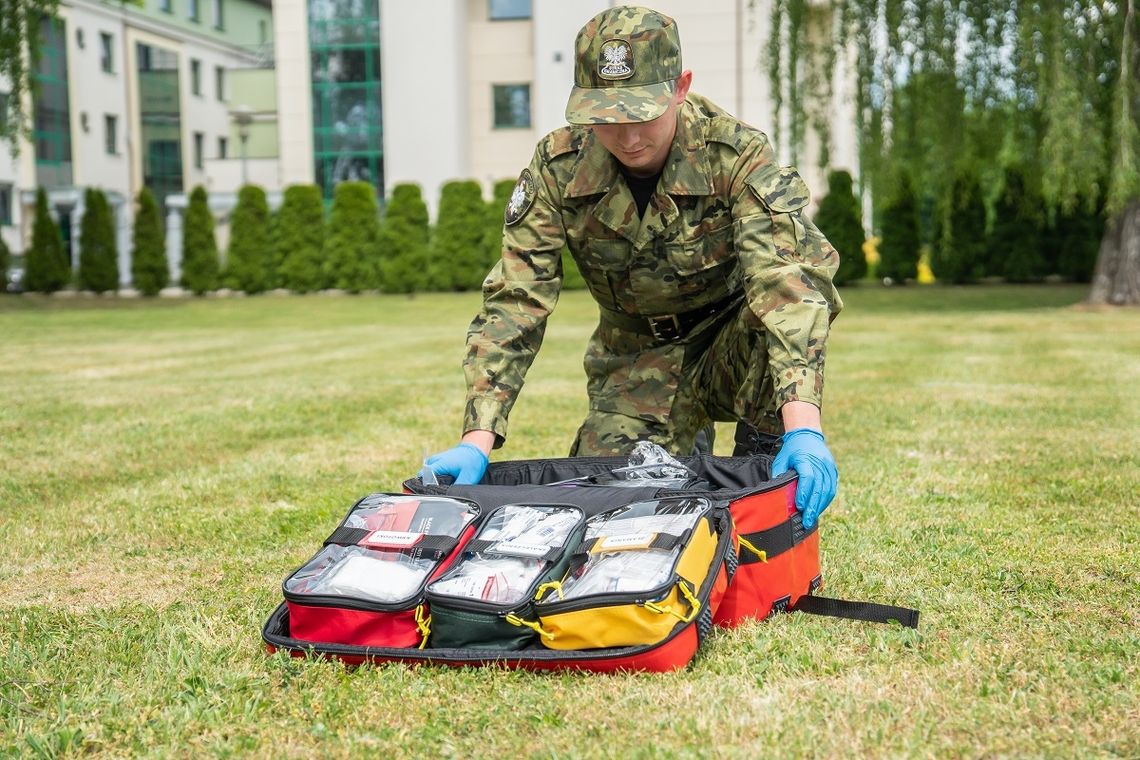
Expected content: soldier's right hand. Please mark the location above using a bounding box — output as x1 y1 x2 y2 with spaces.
420 443 489 485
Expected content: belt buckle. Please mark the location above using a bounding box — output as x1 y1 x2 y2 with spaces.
648 314 682 342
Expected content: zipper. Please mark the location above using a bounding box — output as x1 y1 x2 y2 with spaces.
533 574 679 615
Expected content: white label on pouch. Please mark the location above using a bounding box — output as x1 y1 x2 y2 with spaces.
492 540 550 558
598 532 655 550
362 530 424 548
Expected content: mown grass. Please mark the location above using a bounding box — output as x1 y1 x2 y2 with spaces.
1 284 1136 759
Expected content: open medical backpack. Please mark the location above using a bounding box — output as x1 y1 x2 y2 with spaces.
262 454 919 673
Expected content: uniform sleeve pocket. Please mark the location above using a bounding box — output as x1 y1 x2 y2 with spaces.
746 167 810 213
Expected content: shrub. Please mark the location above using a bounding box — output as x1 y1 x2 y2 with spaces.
932 173 987 284
0 234 9 289
1050 200 1105 283
78 188 119 293
130 187 168 295
275 184 327 292
180 186 220 295
224 184 272 293
26 188 70 292
484 178 516 268
430 180 488 291
990 168 1045 282
561 248 586 290
378 183 430 293
814 170 866 285
877 173 921 283
324 181 380 292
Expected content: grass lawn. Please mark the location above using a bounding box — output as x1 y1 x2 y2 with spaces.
1 284 1136 758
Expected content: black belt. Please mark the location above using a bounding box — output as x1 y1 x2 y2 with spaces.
599 294 743 342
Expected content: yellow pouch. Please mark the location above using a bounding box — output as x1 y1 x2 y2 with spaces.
535 497 719 651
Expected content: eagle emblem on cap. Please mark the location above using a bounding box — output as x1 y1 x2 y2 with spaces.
505 169 536 226
598 39 634 80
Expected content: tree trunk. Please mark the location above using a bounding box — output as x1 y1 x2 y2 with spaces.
1087 201 1140 305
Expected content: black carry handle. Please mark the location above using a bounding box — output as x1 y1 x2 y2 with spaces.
791 595 920 629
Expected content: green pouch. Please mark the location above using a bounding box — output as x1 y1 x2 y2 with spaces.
425 504 585 650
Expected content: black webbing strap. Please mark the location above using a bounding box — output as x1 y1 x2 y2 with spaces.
578 532 684 555
791 595 920 629
462 539 565 562
323 528 459 560
737 511 816 565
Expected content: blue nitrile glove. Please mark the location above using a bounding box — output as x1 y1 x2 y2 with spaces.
421 443 489 485
770 428 838 529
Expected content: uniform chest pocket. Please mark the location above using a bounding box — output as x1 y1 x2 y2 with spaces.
583 237 632 271
663 225 734 276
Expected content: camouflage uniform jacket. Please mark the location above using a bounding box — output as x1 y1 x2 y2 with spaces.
463 93 843 445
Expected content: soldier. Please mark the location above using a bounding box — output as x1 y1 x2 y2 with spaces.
423 6 842 528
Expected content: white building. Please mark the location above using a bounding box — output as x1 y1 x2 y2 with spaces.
273 0 858 217
0 0 274 283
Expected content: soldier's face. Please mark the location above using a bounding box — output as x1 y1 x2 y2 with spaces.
592 70 693 178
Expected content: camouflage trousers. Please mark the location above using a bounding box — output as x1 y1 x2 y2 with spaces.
568 304 784 457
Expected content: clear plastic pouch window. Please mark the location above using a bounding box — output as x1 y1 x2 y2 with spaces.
554 498 709 602
428 505 581 607
344 495 478 538
285 544 438 605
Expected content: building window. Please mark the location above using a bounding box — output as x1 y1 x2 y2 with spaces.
137 42 183 208
34 17 73 188
100 32 113 72
193 131 204 169
190 59 201 96
188 0 199 22
492 84 531 128
215 65 225 101
160 0 172 13
0 92 8 133
212 0 224 29
309 0 384 200
104 114 117 154
259 19 267 44
218 135 227 159
489 0 531 20
0 184 12 226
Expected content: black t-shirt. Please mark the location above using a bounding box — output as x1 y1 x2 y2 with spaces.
619 165 663 218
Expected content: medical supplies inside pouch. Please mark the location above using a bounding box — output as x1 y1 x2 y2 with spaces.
425 504 585 650
536 496 719 650
283 494 480 648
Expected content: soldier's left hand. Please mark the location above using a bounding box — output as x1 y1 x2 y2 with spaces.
770 428 838 529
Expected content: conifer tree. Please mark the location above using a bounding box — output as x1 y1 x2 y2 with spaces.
181 186 220 295
224 184 272 293
932 173 988 284
324 181 380 292
275 184 327 292
431 180 489 291
990 169 1045 282
130 187 168 296
814 170 866 285
378 182 430 293
77 188 119 293
877 174 921 283
26 188 70 292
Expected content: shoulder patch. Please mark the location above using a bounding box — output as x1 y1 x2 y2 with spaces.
504 169 537 226
748 166 810 213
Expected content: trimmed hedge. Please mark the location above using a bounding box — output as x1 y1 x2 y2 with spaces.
378 183 430 293
275 184 327 292
430 180 488 291
991 169 1045 282
932 173 987 284
224 184 273 293
877 173 921 283
78 188 119 293
130 188 168 296
181 186 220 295
324 181 380 292
26 188 70 292
815 170 866 285
0 233 9 290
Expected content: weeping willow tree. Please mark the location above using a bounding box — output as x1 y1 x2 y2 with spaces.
768 0 1139 304
0 0 62 146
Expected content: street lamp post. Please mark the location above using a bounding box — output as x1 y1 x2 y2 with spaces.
233 104 253 187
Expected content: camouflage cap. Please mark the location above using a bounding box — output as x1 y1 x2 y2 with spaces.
565 6 682 125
